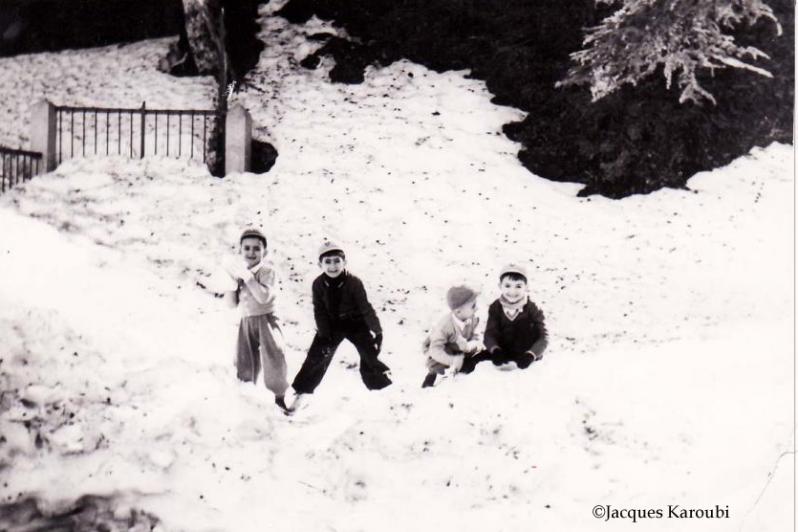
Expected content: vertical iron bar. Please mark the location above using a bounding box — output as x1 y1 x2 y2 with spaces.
139 102 146 159
190 112 195 158
1 154 5 193
166 113 170 156
178 113 183 157
202 115 207 163
15 155 19 185
82 110 86 156
58 110 63 164
129 111 133 158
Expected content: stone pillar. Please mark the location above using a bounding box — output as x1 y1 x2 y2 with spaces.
30 99 56 173
225 104 251 175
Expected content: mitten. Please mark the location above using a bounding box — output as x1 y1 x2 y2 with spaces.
490 347 506 365
465 340 482 354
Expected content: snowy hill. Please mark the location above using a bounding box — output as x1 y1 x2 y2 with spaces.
0 3 793 532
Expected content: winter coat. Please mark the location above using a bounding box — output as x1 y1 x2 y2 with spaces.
312 271 381 338
484 299 548 356
422 313 482 368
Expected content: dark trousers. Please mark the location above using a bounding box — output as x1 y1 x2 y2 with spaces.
292 321 392 394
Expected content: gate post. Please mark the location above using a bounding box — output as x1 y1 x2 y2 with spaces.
30 100 56 173
225 104 251 175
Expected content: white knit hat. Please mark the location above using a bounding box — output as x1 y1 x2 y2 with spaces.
318 240 345 260
499 263 528 281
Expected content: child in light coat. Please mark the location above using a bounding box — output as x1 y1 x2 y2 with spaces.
224 228 290 413
421 285 484 388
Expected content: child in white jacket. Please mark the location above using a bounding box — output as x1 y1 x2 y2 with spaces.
224 228 290 413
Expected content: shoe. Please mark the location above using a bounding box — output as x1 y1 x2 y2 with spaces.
275 396 291 415
516 352 536 369
421 373 437 388
290 393 309 412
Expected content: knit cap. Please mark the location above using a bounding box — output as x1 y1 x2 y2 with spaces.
500 263 528 281
446 285 478 310
318 240 345 260
240 228 267 247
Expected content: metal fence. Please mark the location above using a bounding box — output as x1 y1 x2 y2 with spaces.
0 146 42 194
55 103 223 170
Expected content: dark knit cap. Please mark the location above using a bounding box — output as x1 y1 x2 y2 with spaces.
446 285 478 310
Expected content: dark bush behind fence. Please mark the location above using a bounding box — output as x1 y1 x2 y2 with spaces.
0 147 42 193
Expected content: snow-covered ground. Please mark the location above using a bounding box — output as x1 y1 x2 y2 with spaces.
0 3 793 531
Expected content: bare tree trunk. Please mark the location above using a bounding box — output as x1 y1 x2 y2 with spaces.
159 0 223 78
181 0 223 77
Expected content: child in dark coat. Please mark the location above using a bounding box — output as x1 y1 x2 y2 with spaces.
290 241 392 410
482 263 548 368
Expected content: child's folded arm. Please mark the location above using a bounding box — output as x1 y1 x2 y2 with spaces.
483 304 501 352
530 304 549 355
312 280 333 339
427 323 459 367
243 269 274 304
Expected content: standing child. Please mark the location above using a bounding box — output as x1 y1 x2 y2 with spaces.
482 263 548 368
224 228 290 413
290 241 391 409
421 285 484 388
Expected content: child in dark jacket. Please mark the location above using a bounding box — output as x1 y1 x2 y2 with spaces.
290 241 391 409
482 263 548 369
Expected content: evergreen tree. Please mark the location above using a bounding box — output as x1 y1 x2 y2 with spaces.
559 0 783 104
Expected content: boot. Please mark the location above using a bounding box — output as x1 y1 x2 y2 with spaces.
421 372 437 388
275 395 291 415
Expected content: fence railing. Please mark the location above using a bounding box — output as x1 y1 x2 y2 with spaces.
55 103 222 169
0 146 42 194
